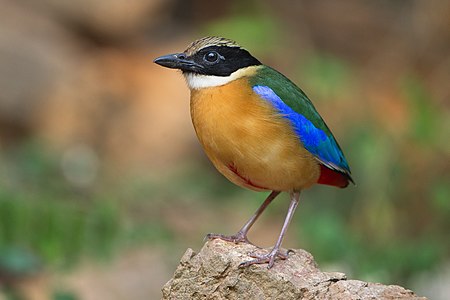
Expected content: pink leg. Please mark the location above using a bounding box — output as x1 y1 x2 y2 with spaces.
240 191 301 269
206 191 281 244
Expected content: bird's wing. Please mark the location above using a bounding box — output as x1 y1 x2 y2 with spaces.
250 66 352 178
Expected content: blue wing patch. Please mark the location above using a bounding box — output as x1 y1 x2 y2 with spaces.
253 85 349 173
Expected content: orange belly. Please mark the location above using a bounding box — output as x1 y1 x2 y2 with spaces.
190 78 321 192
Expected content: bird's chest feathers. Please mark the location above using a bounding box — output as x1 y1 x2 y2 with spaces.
190 79 277 161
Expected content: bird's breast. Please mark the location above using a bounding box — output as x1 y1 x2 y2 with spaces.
190 77 320 191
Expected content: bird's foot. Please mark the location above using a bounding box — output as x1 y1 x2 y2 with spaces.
205 231 252 245
239 248 294 269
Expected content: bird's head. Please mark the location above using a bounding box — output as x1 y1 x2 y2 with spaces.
154 36 261 89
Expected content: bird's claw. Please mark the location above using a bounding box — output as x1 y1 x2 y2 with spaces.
239 248 293 269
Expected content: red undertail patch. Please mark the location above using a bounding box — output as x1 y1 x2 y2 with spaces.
317 164 349 188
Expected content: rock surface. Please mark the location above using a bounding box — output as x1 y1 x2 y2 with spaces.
162 239 426 300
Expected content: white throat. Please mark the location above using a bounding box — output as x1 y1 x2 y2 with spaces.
183 66 260 90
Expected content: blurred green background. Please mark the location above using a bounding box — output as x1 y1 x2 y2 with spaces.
0 0 449 299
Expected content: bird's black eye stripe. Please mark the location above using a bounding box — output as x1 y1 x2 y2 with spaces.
188 45 261 76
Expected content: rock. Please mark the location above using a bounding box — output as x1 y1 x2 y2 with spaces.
162 239 426 300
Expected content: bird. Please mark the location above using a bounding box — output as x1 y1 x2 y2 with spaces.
154 36 354 269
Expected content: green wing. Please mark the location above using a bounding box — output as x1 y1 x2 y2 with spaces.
250 66 351 175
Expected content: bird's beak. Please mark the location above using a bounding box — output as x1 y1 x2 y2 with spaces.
154 53 204 72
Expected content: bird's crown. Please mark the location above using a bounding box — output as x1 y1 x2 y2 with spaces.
184 36 241 56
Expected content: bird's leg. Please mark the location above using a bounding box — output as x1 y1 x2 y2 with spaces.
240 191 301 269
206 191 281 244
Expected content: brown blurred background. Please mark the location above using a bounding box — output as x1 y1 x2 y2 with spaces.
0 0 449 299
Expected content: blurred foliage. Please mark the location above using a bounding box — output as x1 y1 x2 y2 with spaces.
204 16 281 57
402 76 443 145
299 53 352 99
0 142 179 271
202 1 282 57
52 290 78 300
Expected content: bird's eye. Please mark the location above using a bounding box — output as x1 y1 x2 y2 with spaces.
204 51 220 63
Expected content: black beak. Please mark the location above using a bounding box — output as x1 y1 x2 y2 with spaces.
154 53 203 72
